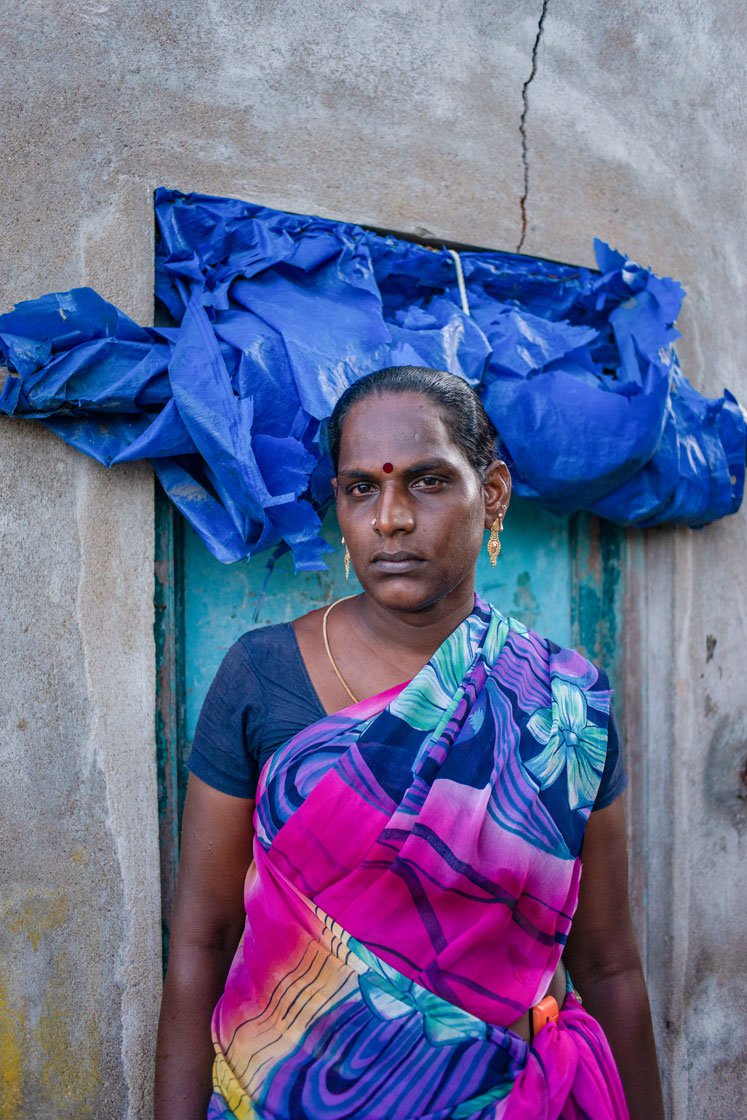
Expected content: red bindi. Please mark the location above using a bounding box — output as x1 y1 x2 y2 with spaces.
382 462 394 473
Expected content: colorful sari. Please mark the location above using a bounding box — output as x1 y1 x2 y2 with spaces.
208 595 629 1119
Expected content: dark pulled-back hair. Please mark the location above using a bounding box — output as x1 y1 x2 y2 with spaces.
327 366 499 476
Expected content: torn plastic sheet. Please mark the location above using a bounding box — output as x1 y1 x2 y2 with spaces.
0 188 743 569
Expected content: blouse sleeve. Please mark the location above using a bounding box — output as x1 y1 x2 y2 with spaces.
591 703 628 811
186 639 262 799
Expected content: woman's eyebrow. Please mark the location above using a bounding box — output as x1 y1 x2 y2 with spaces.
337 459 454 481
404 459 454 475
336 467 378 481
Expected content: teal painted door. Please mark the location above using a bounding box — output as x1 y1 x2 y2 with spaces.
155 490 624 956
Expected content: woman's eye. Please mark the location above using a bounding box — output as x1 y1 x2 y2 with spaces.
349 482 376 496
414 476 444 489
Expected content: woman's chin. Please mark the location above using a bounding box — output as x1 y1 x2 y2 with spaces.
360 574 466 615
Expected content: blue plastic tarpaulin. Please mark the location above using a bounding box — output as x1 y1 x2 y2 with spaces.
0 187 744 569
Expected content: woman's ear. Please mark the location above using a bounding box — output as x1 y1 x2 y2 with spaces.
483 461 512 529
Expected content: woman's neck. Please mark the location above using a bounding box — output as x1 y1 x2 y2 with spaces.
351 581 477 661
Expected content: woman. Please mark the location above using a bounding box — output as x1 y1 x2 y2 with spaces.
155 366 664 1119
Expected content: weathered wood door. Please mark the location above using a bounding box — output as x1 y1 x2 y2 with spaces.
155 491 623 955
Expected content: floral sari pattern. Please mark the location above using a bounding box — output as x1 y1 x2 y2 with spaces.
207 595 629 1119
525 678 611 811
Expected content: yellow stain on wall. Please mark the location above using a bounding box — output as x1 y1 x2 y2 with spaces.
6 894 69 953
0 973 23 1118
30 949 102 1110
1 920 103 1114
35 998 101 1108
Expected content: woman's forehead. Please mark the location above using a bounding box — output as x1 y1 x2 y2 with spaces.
338 392 454 461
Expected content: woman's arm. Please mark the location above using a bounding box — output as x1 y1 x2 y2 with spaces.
564 795 664 1120
154 775 254 1120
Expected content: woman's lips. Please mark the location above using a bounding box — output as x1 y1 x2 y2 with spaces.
371 552 425 574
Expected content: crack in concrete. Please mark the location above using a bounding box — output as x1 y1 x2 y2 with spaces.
517 0 549 252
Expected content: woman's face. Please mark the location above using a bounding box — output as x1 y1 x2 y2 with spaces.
334 391 511 613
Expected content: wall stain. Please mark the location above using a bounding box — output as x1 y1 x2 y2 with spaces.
570 514 623 681
5 894 68 953
512 570 539 628
704 713 747 831
0 956 103 1116
706 634 717 663
0 973 23 1119
35 991 101 1109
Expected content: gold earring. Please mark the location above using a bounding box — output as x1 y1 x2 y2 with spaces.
487 515 503 567
341 536 350 581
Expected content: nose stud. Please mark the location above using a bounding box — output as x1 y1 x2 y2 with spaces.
371 517 377 527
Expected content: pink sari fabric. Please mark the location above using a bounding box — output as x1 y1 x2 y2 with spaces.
208 596 629 1119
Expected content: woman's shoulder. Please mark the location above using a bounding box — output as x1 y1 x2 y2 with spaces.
199 623 286 707
209 621 302 698
228 618 322 703
232 619 297 663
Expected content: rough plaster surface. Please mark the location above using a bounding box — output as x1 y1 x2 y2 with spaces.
0 1 745 1116
0 426 159 1117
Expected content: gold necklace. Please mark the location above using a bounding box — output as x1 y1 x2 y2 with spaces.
322 595 359 704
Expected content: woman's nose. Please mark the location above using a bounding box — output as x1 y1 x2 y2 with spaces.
374 484 415 534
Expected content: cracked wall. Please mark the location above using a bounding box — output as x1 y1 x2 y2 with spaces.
1 2 745 1116
517 0 550 251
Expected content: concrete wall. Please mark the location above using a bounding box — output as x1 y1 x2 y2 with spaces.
0 1 744 1116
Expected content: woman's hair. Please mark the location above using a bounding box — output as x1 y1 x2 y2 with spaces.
326 366 499 476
